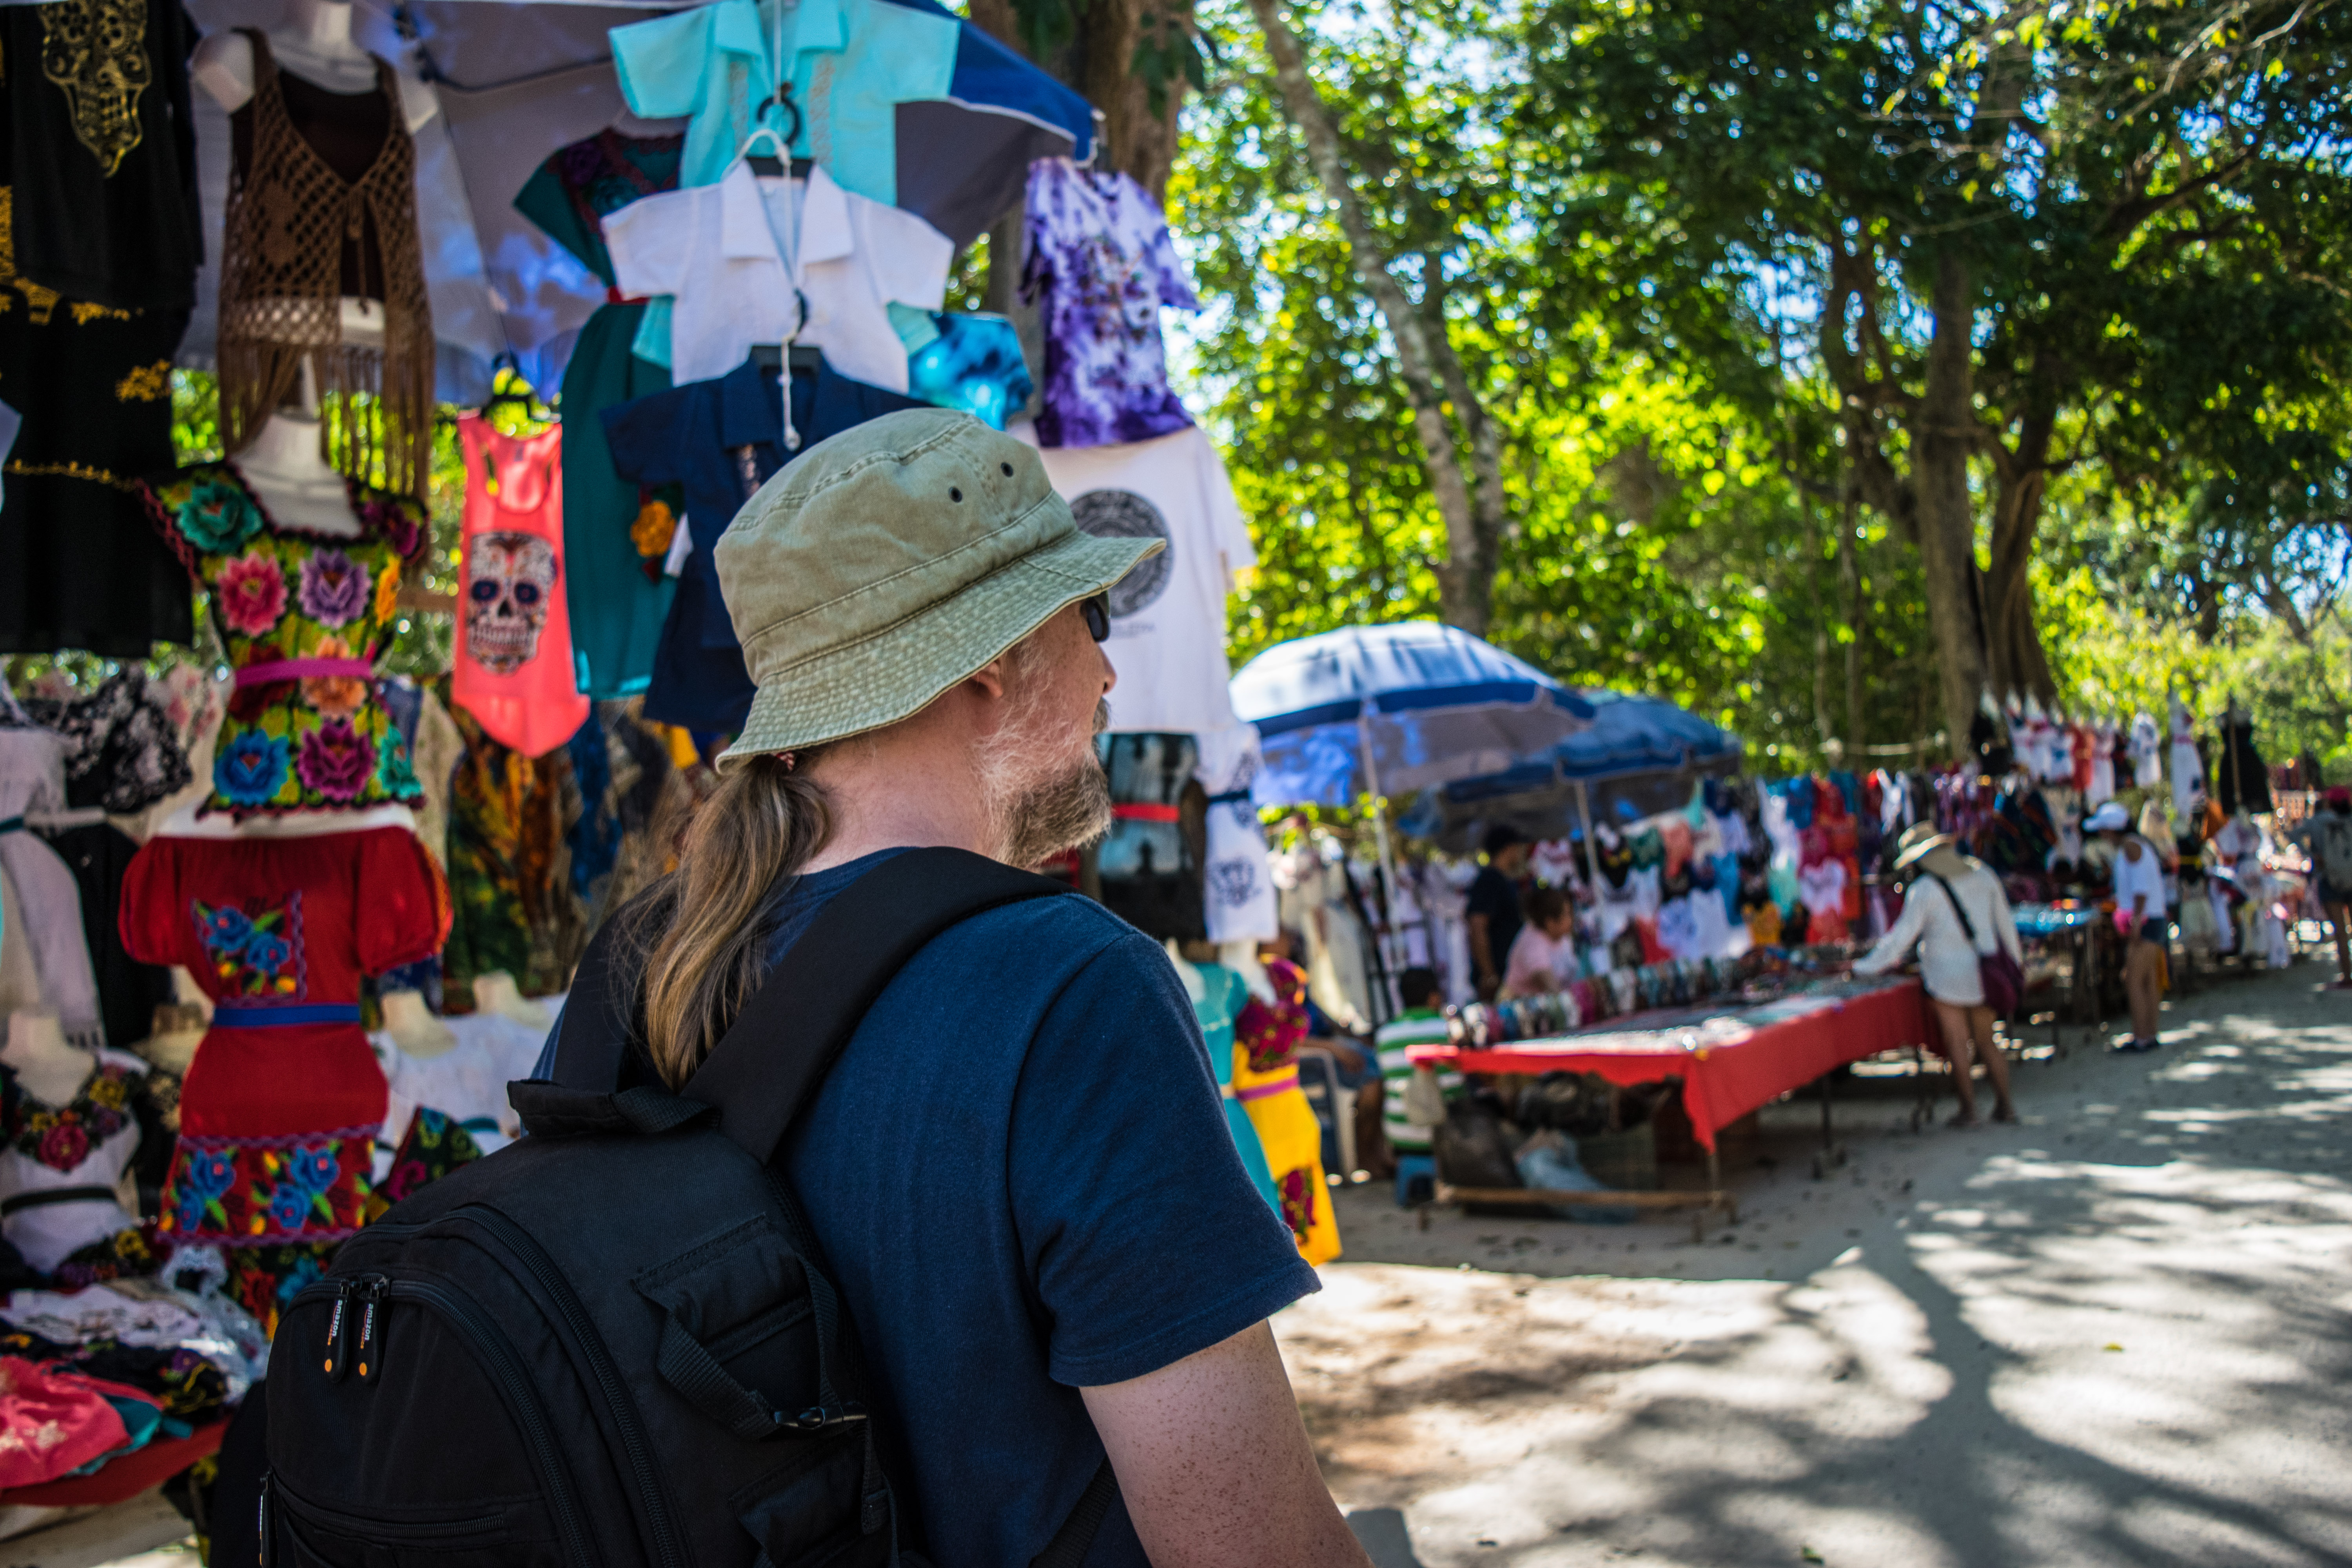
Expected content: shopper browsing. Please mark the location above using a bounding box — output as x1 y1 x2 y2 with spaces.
1501 885 1579 998
2092 800 2169 1051
1467 826 1531 1000
1854 824 2023 1126
2291 786 2352 989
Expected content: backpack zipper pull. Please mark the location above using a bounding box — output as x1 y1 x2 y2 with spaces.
354 1275 390 1385
324 1279 357 1381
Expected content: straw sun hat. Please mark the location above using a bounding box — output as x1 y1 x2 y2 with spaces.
711 410 1162 766
1890 822 1959 872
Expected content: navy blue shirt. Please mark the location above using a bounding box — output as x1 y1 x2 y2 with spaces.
601 357 924 731
537 851 1318 1565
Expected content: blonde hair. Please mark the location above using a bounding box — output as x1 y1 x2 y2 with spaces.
628 751 833 1088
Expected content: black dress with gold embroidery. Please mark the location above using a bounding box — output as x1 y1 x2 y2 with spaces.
0 0 201 656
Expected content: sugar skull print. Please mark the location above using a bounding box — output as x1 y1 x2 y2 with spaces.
464 532 558 674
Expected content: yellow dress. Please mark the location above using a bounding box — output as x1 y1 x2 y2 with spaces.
1234 959 1341 1265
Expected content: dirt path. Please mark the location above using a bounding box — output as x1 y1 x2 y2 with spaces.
1282 960 2352 1568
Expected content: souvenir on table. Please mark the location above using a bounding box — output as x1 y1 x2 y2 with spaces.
452 414 590 757
141 463 429 818
511 128 682 700
120 826 449 1330
1020 159 1200 449
1232 957 1341 1265
214 31 434 498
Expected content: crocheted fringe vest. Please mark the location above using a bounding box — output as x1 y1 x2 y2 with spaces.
216 31 433 500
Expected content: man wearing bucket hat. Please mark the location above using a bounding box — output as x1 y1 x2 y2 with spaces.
545 412 1372 1566
2090 800 2169 1050
1854 823 2024 1125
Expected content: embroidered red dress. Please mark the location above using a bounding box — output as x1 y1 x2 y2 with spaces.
120 828 448 1326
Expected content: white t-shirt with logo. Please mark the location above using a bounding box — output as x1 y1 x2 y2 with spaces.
1021 425 1256 733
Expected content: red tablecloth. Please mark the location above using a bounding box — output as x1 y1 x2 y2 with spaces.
0 1419 228 1507
1409 978 1935 1151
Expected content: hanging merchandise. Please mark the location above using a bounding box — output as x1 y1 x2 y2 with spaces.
141 465 430 818
443 707 589 1005
120 826 448 1330
904 311 1033 430
1027 426 1255 733
1186 958 1281 1218
215 31 434 498
0 1032 155 1278
2169 694 2207 820
14 671 192 817
1232 958 1340 1265
39 824 176 1059
2129 710 2163 789
603 354 925 731
512 127 683 700
1195 726 1279 945
452 414 592 757
0 0 205 657
0 728 105 1050
608 161 953 389
1021 158 1200 449
2213 702 2273 816
1096 733 1205 943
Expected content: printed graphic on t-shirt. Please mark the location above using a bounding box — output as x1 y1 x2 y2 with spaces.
1072 488 1172 614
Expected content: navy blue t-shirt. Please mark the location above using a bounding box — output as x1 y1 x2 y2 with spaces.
537 851 1319 1565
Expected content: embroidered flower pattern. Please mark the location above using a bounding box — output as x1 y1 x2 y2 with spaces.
296 718 372 802
193 896 303 1000
214 731 289 807
377 726 419 796
176 478 264 553
214 551 288 636
3 1062 139 1174
160 1135 377 1251
147 465 430 820
297 548 369 627
298 635 367 721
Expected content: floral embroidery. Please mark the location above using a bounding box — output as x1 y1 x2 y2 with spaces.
158 1131 374 1251
113 359 171 402
176 477 264 554
299 635 367 720
296 718 372 801
363 1109 482 1223
214 730 290 807
214 550 288 635
192 894 305 1001
298 548 368 627
1276 1167 1318 1244
141 464 429 819
4 1063 136 1173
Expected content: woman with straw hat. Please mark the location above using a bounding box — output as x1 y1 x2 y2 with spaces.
1855 824 2024 1126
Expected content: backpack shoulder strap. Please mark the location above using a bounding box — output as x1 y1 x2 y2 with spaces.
1927 871 1981 946
684 846 1071 1165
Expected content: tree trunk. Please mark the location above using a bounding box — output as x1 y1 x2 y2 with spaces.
1243 0 1500 633
1908 251 1991 749
1840 481 1865 750
1983 404 2057 702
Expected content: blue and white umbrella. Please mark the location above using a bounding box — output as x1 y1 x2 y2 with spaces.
1231 622 1595 809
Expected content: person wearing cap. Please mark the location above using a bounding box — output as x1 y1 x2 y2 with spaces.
543 412 1372 1567
1467 825 1532 1001
2091 800 2169 1051
2290 786 2352 987
1853 824 2023 1125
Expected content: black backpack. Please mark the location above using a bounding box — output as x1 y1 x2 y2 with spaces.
260 849 1120 1568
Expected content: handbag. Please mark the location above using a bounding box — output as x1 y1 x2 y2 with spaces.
1928 871 2025 1014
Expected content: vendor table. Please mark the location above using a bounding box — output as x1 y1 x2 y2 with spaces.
1410 977 1936 1235
2012 902 2102 1042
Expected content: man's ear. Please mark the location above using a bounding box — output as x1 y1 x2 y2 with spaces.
966 655 1011 702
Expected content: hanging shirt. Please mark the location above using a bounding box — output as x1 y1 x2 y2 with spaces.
0 728 103 1049
904 310 1034 429
452 417 592 759
608 0 957 203
606 162 953 387
1194 725 1278 945
602 354 925 730
0 1050 150 1273
1020 158 1200 448
1024 426 1254 733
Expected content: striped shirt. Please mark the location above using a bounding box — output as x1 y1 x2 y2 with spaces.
1375 1009 1461 1154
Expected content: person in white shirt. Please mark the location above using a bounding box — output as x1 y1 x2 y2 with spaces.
1854 824 2022 1126
1501 885 1579 999
2092 800 2169 1051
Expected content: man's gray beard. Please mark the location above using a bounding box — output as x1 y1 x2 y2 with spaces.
1000 753 1114 869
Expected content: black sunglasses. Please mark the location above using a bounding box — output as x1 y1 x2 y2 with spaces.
1081 593 1111 642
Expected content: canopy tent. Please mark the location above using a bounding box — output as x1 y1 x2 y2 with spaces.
177 0 1095 395
1399 688 1744 854
1230 622 1596 811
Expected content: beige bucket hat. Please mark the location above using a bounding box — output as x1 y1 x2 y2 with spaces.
1890 821 1958 871
712 409 1162 766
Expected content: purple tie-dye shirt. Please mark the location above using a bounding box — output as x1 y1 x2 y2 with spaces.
1021 159 1200 448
